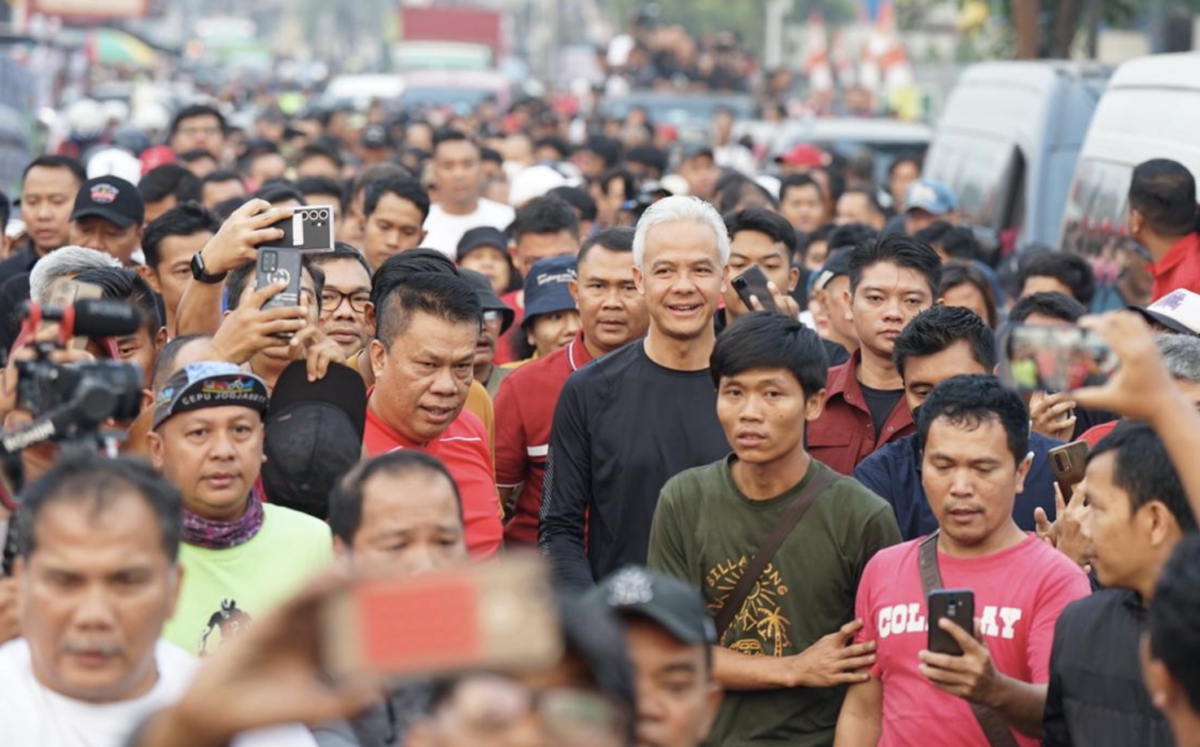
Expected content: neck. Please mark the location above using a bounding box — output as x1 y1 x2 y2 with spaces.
937 519 1026 559
473 361 494 385
858 348 902 389
643 326 714 371
440 197 479 216
731 449 812 501
1138 549 1176 606
582 332 616 360
187 494 249 523
1145 232 1190 264
368 394 430 447
827 328 859 355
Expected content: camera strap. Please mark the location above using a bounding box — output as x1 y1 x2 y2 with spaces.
918 533 1019 747
714 466 838 641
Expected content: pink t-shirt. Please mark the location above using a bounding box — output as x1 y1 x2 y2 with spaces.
855 534 1091 747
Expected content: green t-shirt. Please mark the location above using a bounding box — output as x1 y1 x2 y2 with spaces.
648 456 901 747
163 504 333 656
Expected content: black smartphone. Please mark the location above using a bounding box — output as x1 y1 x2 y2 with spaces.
266 205 335 252
731 265 780 313
927 589 975 656
1049 440 1090 501
1001 324 1118 392
256 248 304 340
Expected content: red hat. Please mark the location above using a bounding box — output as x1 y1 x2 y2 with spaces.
775 143 829 168
140 145 176 175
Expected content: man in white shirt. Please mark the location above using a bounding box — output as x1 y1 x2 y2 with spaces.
422 131 515 260
0 450 313 747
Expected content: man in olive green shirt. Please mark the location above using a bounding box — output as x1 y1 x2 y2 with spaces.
648 312 901 747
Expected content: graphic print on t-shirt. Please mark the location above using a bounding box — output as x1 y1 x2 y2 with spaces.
875 601 1023 640
198 598 252 656
707 557 794 656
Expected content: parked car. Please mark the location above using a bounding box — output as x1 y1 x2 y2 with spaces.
398 70 511 115
600 91 757 143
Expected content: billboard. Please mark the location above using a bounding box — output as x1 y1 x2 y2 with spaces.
32 0 149 20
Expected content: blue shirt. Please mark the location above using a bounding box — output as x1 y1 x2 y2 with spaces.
854 431 1061 541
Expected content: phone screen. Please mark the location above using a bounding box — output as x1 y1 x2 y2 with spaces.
1001 325 1118 392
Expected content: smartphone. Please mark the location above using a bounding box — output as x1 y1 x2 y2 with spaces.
731 265 780 314
321 555 563 682
927 589 975 656
1001 324 1118 392
1049 440 1089 501
266 205 335 252
257 247 304 311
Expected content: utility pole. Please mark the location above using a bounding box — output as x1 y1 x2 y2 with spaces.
1013 0 1040 59
1148 0 1165 53
764 0 793 70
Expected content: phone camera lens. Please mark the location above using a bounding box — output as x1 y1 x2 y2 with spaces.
319 209 329 220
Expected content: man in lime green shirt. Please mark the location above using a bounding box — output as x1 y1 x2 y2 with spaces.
148 362 332 655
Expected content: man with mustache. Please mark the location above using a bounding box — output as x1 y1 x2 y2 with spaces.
494 227 649 547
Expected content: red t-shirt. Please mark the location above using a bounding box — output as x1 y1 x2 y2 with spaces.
495 289 525 365
855 535 1090 747
1151 232 1200 303
494 331 594 546
363 399 503 559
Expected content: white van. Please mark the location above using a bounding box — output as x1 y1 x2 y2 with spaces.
1059 53 1200 309
925 61 1110 252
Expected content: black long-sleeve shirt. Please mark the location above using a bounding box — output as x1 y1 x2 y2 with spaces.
1043 589 1175 747
538 340 730 591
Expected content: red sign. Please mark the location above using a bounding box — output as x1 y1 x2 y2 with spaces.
400 7 502 54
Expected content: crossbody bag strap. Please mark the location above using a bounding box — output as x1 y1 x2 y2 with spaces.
714 468 839 640
917 531 1020 747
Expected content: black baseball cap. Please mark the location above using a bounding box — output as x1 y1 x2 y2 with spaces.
593 566 717 646
813 246 855 291
461 268 515 335
261 361 367 518
71 176 145 229
457 226 510 262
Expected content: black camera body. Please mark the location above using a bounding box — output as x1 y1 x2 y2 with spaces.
15 358 143 427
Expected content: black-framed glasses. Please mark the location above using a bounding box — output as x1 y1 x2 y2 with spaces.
321 289 371 314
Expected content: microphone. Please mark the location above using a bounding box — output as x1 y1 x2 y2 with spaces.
27 299 142 339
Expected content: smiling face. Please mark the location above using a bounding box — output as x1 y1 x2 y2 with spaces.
849 262 934 363
633 221 727 344
717 367 825 468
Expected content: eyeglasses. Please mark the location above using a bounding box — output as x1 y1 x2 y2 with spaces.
321 290 371 314
448 675 625 747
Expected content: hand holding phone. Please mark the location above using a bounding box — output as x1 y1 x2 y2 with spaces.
731 265 781 314
1048 440 1089 501
264 205 336 253
927 589 974 656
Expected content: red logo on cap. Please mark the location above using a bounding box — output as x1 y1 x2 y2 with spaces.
90 184 120 204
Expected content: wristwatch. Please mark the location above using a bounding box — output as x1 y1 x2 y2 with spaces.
190 251 228 284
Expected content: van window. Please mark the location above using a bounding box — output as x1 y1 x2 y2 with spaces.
928 132 1019 234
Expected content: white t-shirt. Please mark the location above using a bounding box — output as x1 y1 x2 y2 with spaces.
0 638 316 747
422 198 515 260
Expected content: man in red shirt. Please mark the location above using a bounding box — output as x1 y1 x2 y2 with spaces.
1128 159 1200 302
808 235 941 475
362 271 504 558
494 227 649 546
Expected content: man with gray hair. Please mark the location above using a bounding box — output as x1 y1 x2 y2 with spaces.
540 195 733 590
29 245 122 305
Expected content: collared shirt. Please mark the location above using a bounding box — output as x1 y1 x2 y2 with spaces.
1043 589 1174 747
1151 232 1200 302
854 431 1064 541
363 398 504 559
494 330 594 546
808 351 914 476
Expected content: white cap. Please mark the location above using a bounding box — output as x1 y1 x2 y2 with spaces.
1134 289 1200 336
86 148 143 186
508 165 568 208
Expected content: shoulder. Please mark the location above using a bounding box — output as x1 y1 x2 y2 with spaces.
825 471 893 513
1020 538 1091 593
0 638 29 672
1029 432 1064 454
862 537 921 577
660 460 729 503
263 504 333 539
1058 588 1129 627
448 408 489 440
504 346 569 387
855 437 912 472
563 341 640 393
480 199 516 219
155 640 200 690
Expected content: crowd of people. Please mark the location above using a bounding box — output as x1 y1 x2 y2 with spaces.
0 75 1199 747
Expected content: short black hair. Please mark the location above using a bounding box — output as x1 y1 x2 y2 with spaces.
432 129 477 153
889 154 923 177
74 266 164 334
151 333 211 393
1088 423 1197 533
1149 533 1200 712
22 154 86 184
0 188 9 231
297 142 343 170
212 195 248 221
16 451 182 562
716 174 779 214
549 186 597 223
226 256 325 314
375 271 482 349
1009 291 1086 324
710 311 828 398
584 136 622 169
510 195 580 244
169 104 226 138
914 222 981 262
848 234 942 296
939 261 999 328
364 176 430 221
350 162 412 204
724 207 798 256
626 145 667 175
328 451 464 543
917 375 1030 464
296 176 347 211
1017 252 1096 307
480 147 503 165
599 167 636 198
893 305 997 380
309 243 372 278
139 164 202 205
840 186 887 217
142 203 220 269
1130 159 1199 237
578 226 635 266
779 174 825 203
202 169 242 186
534 136 571 160
253 181 307 207
369 248 459 310
827 223 878 254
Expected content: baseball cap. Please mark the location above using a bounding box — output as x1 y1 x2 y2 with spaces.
905 179 958 216
261 361 367 518
775 143 829 168
593 566 717 646
522 256 577 325
457 226 509 262
361 124 390 150
71 176 145 229
681 143 715 162
1130 289 1200 336
461 268 515 335
813 247 855 291
153 362 269 430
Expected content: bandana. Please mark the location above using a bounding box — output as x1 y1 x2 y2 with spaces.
182 488 265 549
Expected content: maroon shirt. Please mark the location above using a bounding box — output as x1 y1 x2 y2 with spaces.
808 351 914 476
